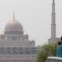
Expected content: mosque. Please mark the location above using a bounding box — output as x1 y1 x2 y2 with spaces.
0 0 60 62
0 13 37 62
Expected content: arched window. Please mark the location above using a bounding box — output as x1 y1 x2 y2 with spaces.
0 47 5 54
18 48 23 54
12 47 17 54
31 47 36 54
24 48 30 54
6 47 11 54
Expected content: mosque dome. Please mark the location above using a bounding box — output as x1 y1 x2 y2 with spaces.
24 34 29 40
4 17 23 35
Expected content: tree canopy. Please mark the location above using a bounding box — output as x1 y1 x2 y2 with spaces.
37 44 57 62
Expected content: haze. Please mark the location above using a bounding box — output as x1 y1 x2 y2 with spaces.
0 0 62 46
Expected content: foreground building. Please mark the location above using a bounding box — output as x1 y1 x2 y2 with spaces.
0 14 37 62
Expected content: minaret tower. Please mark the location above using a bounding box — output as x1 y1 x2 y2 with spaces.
51 0 56 38
48 0 60 44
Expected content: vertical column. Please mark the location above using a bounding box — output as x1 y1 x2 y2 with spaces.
51 0 56 38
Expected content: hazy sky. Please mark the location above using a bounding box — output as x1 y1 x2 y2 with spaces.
0 0 62 46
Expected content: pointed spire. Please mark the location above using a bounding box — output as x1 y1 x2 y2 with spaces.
53 0 55 3
52 0 55 13
13 11 15 19
52 0 55 24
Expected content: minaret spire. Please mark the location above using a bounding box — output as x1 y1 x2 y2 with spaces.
51 0 56 38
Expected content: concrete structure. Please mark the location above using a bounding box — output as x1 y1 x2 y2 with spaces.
48 0 60 44
0 14 37 62
46 57 62 62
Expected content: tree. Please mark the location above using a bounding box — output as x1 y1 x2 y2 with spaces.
37 44 57 62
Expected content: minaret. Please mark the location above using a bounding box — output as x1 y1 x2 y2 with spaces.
51 0 56 38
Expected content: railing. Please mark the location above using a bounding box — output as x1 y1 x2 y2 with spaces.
46 56 62 62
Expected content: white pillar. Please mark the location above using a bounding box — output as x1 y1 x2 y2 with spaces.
51 0 56 38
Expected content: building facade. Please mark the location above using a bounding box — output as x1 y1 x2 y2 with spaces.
0 15 37 62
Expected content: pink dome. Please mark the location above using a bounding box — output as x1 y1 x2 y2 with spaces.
4 18 23 35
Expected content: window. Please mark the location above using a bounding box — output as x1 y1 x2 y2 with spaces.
31 48 36 54
6 47 11 54
25 48 30 54
12 47 17 54
18 48 23 54
0 47 5 54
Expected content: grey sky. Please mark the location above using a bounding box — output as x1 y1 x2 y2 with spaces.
0 0 62 46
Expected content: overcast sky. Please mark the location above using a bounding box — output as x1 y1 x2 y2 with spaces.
0 0 62 46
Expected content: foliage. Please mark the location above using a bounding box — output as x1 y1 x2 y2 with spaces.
37 44 57 62
49 44 57 56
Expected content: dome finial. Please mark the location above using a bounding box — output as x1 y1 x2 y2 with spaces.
13 11 15 19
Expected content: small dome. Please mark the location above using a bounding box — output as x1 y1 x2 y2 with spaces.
4 18 23 35
24 34 29 39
